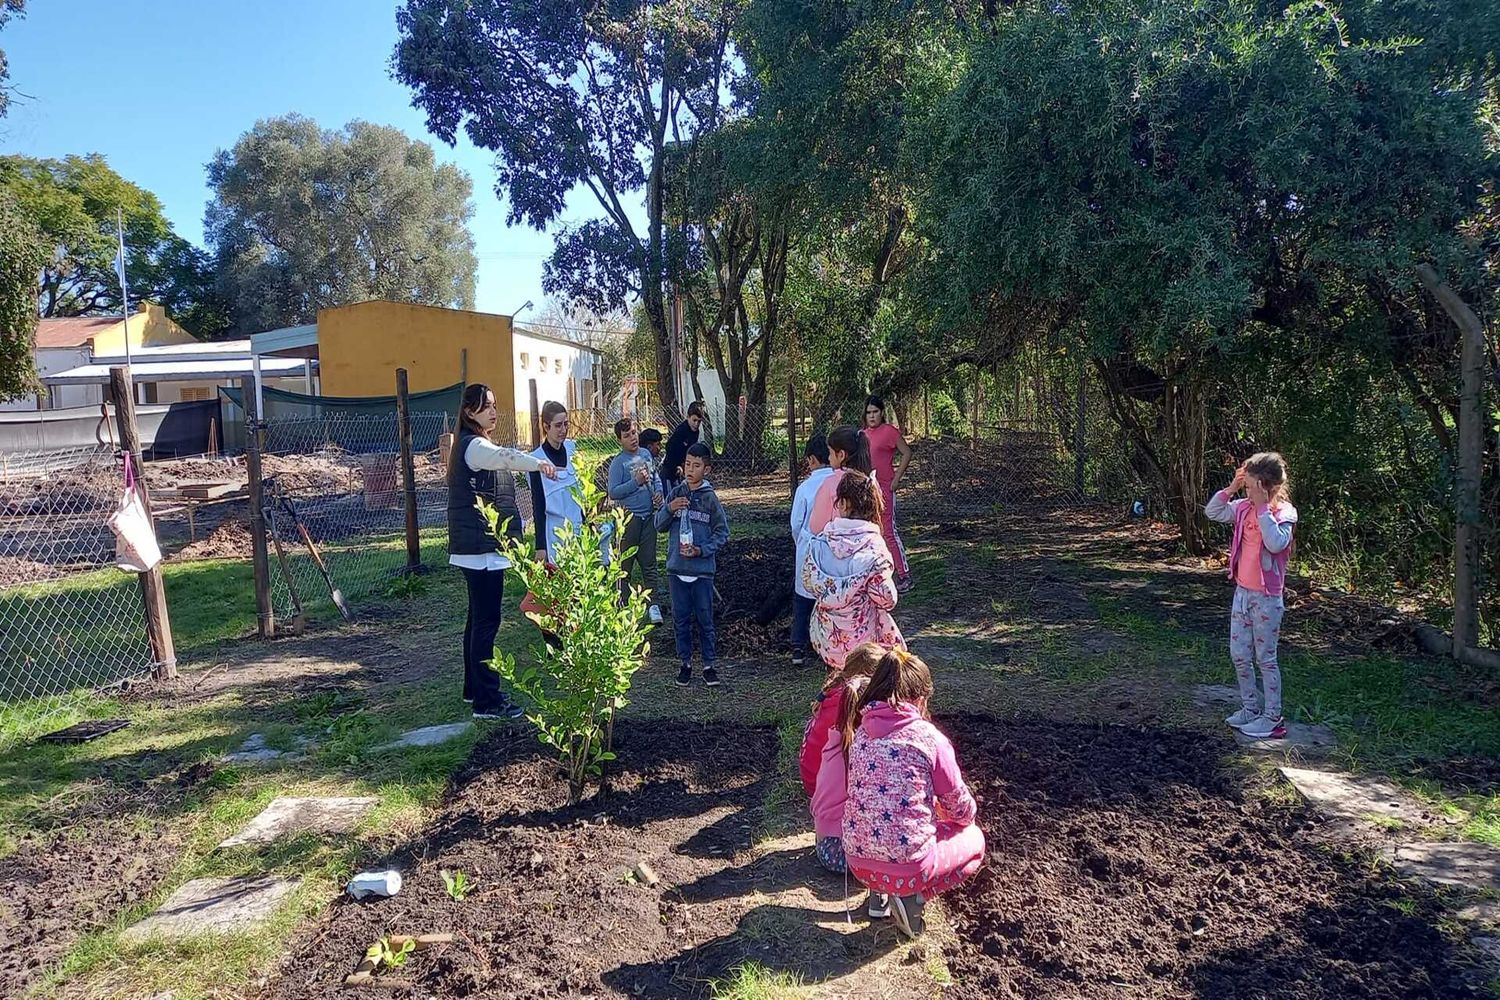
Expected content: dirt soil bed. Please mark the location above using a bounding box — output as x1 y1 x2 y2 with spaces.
939 715 1478 999
0 819 183 996
712 534 794 657
264 721 781 999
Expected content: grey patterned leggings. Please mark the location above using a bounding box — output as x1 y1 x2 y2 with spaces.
1229 586 1285 719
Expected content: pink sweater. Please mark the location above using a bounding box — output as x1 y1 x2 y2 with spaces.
842 701 978 881
807 678 868 838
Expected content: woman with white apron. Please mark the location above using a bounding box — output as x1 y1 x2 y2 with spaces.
528 401 612 564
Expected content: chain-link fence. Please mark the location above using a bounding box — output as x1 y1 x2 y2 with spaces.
254 411 460 628
0 445 155 747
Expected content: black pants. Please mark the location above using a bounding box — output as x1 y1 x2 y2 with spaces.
461 567 509 712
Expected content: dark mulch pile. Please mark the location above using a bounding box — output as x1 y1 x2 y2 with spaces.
711 534 795 657
939 715 1483 999
263 721 779 999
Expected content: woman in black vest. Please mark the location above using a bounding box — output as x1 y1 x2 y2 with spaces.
448 383 557 719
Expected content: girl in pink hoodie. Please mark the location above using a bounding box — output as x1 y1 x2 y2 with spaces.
1204 452 1298 741
801 473 905 670
802 643 885 877
842 650 985 940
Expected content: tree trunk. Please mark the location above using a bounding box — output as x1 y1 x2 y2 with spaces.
1417 263 1486 654
1162 369 1210 555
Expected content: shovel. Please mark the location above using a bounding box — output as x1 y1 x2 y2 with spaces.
277 489 352 620
262 480 306 633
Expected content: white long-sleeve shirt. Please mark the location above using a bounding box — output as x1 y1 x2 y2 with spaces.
449 439 543 572
791 466 834 598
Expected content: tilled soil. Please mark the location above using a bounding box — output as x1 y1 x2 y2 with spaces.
0 819 183 996
712 533 795 657
939 715 1480 999
263 721 782 999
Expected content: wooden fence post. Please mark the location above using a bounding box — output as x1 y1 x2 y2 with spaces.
529 378 541 448
241 373 275 639
109 367 179 678
396 368 422 574
787 380 798 503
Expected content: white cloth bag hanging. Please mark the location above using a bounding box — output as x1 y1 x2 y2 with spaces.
108 452 162 572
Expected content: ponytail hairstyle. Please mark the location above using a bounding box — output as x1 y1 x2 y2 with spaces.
827 425 873 475
841 647 932 756
459 383 493 437
828 643 886 757
834 468 883 522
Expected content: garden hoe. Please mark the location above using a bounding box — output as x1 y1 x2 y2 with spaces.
261 479 306 633
277 489 352 620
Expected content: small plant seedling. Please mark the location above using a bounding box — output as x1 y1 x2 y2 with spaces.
367 935 416 970
385 573 430 599
441 868 472 901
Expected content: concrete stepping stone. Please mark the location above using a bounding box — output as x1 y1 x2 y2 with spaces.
374 721 472 751
1234 720 1337 754
121 876 299 944
1192 684 1240 709
1393 842 1500 890
1279 767 1432 828
223 732 309 765
218 796 378 849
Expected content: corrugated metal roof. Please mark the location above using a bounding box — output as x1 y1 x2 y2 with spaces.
42 357 311 385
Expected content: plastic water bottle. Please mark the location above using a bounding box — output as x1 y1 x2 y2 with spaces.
678 504 693 555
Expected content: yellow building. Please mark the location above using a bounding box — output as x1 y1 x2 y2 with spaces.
316 301 517 421
10 302 199 411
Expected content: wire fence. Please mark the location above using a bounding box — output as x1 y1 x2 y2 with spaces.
0 445 155 747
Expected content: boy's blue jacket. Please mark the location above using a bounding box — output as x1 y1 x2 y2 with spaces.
653 480 730 578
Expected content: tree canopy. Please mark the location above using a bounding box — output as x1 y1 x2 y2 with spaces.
394 0 740 413
205 115 478 335
0 0 26 120
0 187 46 402
0 154 219 332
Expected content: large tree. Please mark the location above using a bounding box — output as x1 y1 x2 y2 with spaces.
0 153 220 331
906 0 1497 551
0 0 26 120
394 0 740 416
0 187 46 401
205 115 478 335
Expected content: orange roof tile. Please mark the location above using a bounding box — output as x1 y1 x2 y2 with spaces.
34 315 122 348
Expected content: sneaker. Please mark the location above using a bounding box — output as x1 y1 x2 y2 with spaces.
890 893 926 939
1239 714 1287 739
474 704 525 720
1224 707 1259 728
703 665 720 687
677 663 692 687
648 605 664 625
791 650 806 667
868 892 891 918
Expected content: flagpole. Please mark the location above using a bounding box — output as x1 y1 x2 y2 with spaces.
117 207 132 370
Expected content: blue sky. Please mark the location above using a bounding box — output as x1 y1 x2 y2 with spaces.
0 0 622 320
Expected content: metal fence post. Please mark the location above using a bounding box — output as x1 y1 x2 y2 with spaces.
396 368 423 574
108 367 178 679
241 373 275 639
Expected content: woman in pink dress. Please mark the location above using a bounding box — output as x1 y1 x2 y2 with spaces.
864 396 912 590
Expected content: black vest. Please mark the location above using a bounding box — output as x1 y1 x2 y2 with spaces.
447 430 524 556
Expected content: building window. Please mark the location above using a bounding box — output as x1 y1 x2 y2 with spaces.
520 352 529 371
143 383 159 404
554 358 563 374
539 355 548 371
179 386 212 402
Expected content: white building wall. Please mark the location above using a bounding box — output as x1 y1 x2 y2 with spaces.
0 347 99 411
511 331 598 422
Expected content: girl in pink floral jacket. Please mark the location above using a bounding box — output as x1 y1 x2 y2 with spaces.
841 649 985 939
801 473 905 670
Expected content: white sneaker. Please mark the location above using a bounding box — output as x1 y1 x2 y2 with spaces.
1225 708 1259 728
1239 714 1287 739
890 893 925 939
648 605 663 625
867 892 891 918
